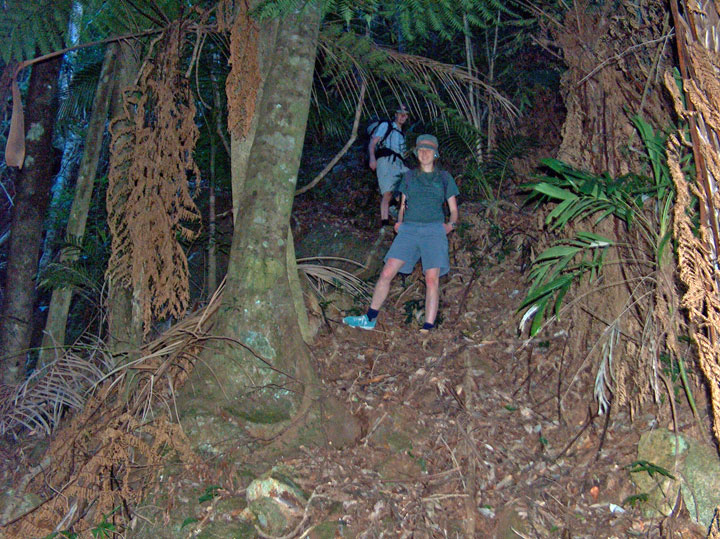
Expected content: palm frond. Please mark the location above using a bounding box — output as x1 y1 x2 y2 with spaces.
298 257 373 299
316 25 518 133
0 339 113 436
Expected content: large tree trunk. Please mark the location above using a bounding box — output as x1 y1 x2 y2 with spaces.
555 0 672 174
0 56 62 385
550 0 676 414
177 4 359 453
38 43 120 366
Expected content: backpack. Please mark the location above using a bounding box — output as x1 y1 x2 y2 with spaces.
366 119 404 162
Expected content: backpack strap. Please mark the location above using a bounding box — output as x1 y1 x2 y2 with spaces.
374 121 405 164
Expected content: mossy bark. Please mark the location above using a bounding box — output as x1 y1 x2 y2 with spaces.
176 4 359 455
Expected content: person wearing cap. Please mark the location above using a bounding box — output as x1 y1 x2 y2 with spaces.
368 104 410 227
344 134 459 332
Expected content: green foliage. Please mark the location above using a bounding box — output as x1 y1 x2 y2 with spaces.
90 508 119 538
198 485 222 503
465 136 536 200
0 0 73 63
519 231 612 336
255 0 518 40
627 460 676 480
519 117 680 336
622 493 649 508
56 48 106 132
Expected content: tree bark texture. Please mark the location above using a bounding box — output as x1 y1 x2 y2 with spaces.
554 0 672 175
551 0 677 412
39 43 120 366
0 56 62 384
177 4 341 453
105 42 143 357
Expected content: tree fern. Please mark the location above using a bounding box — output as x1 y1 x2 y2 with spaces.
0 0 73 63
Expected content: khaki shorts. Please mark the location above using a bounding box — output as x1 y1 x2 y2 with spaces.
376 156 408 194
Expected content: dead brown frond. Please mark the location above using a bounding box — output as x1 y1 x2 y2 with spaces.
667 0 720 443
220 0 261 138
106 21 201 337
0 283 228 537
0 340 113 437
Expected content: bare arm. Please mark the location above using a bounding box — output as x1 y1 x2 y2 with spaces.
444 196 459 234
393 194 407 233
368 136 381 171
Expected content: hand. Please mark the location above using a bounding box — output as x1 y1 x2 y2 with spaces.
444 223 455 235
369 157 377 171
394 222 401 233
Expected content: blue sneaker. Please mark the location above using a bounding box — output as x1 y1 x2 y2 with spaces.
342 314 376 330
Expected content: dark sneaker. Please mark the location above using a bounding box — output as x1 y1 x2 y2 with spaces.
343 314 376 330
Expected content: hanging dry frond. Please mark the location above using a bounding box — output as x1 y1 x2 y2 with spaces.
222 0 261 137
666 0 720 442
106 22 201 336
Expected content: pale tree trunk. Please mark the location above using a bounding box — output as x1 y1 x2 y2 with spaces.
0 56 62 385
38 43 120 366
207 135 217 295
177 4 359 452
105 42 142 356
485 12 500 154
463 14 482 163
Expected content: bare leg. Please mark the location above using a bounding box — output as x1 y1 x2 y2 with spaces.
370 258 405 311
380 191 393 221
424 268 441 324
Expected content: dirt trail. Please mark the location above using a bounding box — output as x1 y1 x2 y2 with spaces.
282 199 707 537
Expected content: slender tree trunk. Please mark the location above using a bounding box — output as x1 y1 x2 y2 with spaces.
105 42 142 356
177 4 358 452
463 14 482 163
0 56 62 384
39 43 120 366
485 12 500 154
229 20 278 223
207 135 217 295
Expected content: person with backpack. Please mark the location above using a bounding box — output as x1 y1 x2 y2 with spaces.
344 134 459 333
368 104 410 227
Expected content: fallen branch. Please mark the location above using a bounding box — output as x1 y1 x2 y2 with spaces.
295 78 366 196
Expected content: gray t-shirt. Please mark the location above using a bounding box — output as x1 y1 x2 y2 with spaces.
399 169 459 224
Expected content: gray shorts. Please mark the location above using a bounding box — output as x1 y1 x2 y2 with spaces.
385 222 450 276
376 157 408 194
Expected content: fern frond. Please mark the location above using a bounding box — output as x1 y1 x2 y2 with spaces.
0 0 73 63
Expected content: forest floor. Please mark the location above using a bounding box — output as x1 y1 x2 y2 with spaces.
0 172 713 538
283 186 711 538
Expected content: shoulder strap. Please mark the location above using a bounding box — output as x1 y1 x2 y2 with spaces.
379 120 401 148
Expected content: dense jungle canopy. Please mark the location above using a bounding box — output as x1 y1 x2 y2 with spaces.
3 0 720 536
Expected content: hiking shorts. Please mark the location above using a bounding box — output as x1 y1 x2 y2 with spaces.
376 156 408 194
385 222 450 276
